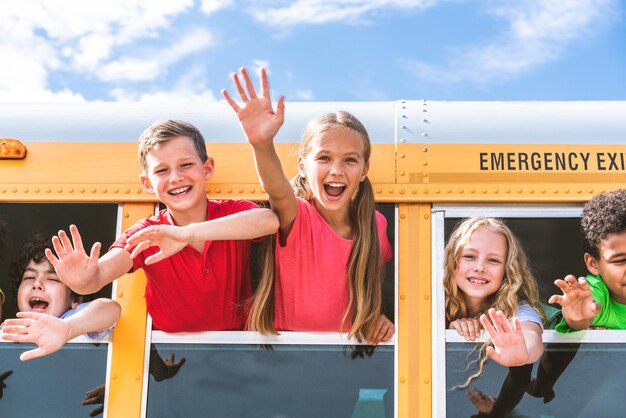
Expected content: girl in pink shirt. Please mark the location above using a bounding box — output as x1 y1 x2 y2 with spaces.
223 68 394 344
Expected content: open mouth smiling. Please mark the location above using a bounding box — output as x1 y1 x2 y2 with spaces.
168 186 192 197
467 277 489 285
29 297 49 311
324 182 346 198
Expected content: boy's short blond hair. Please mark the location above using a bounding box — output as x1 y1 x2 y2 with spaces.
138 119 208 170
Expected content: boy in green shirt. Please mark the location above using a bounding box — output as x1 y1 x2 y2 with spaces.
550 189 626 331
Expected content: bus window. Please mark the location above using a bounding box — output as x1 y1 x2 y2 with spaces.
145 342 394 418
446 342 626 417
444 217 587 309
0 341 108 417
0 203 117 320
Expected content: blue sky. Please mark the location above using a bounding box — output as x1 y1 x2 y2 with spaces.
1 0 623 103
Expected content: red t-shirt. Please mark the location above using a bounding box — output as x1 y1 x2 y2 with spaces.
111 199 258 332
274 198 393 332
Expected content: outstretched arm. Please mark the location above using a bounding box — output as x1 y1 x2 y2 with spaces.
480 308 543 367
222 68 297 237
1 298 121 361
548 274 600 330
125 208 279 264
46 225 133 294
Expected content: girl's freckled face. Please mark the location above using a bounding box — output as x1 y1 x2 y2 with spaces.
453 227 507 310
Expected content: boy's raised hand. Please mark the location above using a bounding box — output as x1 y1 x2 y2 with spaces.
222 67 285 146
1 312 71 361
45 225 102 291
480 309 530 367
548 274 600 325
125 225 192 265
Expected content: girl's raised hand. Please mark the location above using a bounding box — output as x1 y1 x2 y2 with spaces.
449 317 482 341
480 309 530 367
222 68 285 146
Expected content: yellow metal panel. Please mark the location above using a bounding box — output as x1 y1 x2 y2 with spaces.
0 143 395 202
106 203 154 418
398 143 626 202
398 204 431 418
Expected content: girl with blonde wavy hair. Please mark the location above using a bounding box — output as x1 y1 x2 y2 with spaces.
444 217 544 417
223 68 394 344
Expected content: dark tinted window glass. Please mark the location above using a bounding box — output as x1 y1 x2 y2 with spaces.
146 343 394 418
0 342 108 418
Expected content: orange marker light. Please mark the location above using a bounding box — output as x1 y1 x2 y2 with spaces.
0 138 27 159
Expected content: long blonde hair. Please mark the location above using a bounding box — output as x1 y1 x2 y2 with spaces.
443 217 543 386
248 111 385 342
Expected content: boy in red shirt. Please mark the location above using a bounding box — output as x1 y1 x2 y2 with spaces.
46 120 279 332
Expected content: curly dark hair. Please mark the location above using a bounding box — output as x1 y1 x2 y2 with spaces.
9 234 81 303
581 189 626 258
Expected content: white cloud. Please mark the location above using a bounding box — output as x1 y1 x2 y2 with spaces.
294 89 315 100
200 0 233 15
110 64 217 103
402 0 618 84
0 0 195 101
251 0 436 26
98 27 214 82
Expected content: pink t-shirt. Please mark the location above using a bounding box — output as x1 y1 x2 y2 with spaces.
274 197 393 332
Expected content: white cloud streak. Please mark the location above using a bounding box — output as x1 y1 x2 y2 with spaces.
0 0 206 101
251 0 436 26
402 0 618 84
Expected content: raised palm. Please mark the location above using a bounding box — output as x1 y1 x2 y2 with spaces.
480 309 529 367
222 67 285 145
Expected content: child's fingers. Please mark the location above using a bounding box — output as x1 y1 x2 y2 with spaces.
241 68 258 99
276 96 285 123
485 345 498 362
1 330 31 342
553 279 572 295
145 250 166 265
480 313 498 338
221 89 241 112
20 347 45 362
45 247 60 267
89 242 101 262
232 71 248 101
260 68 270 100
492 310 513 333
58 229 75 252
590 300 601 314
130 241 151 259
548 294 563 306
69 224 85 253
51 235 67 257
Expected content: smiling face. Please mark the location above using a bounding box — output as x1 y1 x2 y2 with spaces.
585 230 626 304
17 260 73 318
299 126 369 220
453 227 508 315
140 135 214 225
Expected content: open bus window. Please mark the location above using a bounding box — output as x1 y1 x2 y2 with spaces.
145 342 393 418
0 341 108 416
437 208 601 418
444 216 586 324
0 203 117 321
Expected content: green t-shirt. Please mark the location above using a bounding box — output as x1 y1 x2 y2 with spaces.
556 274 626 332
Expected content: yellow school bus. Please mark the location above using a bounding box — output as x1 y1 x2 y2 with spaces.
1 100 625 417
